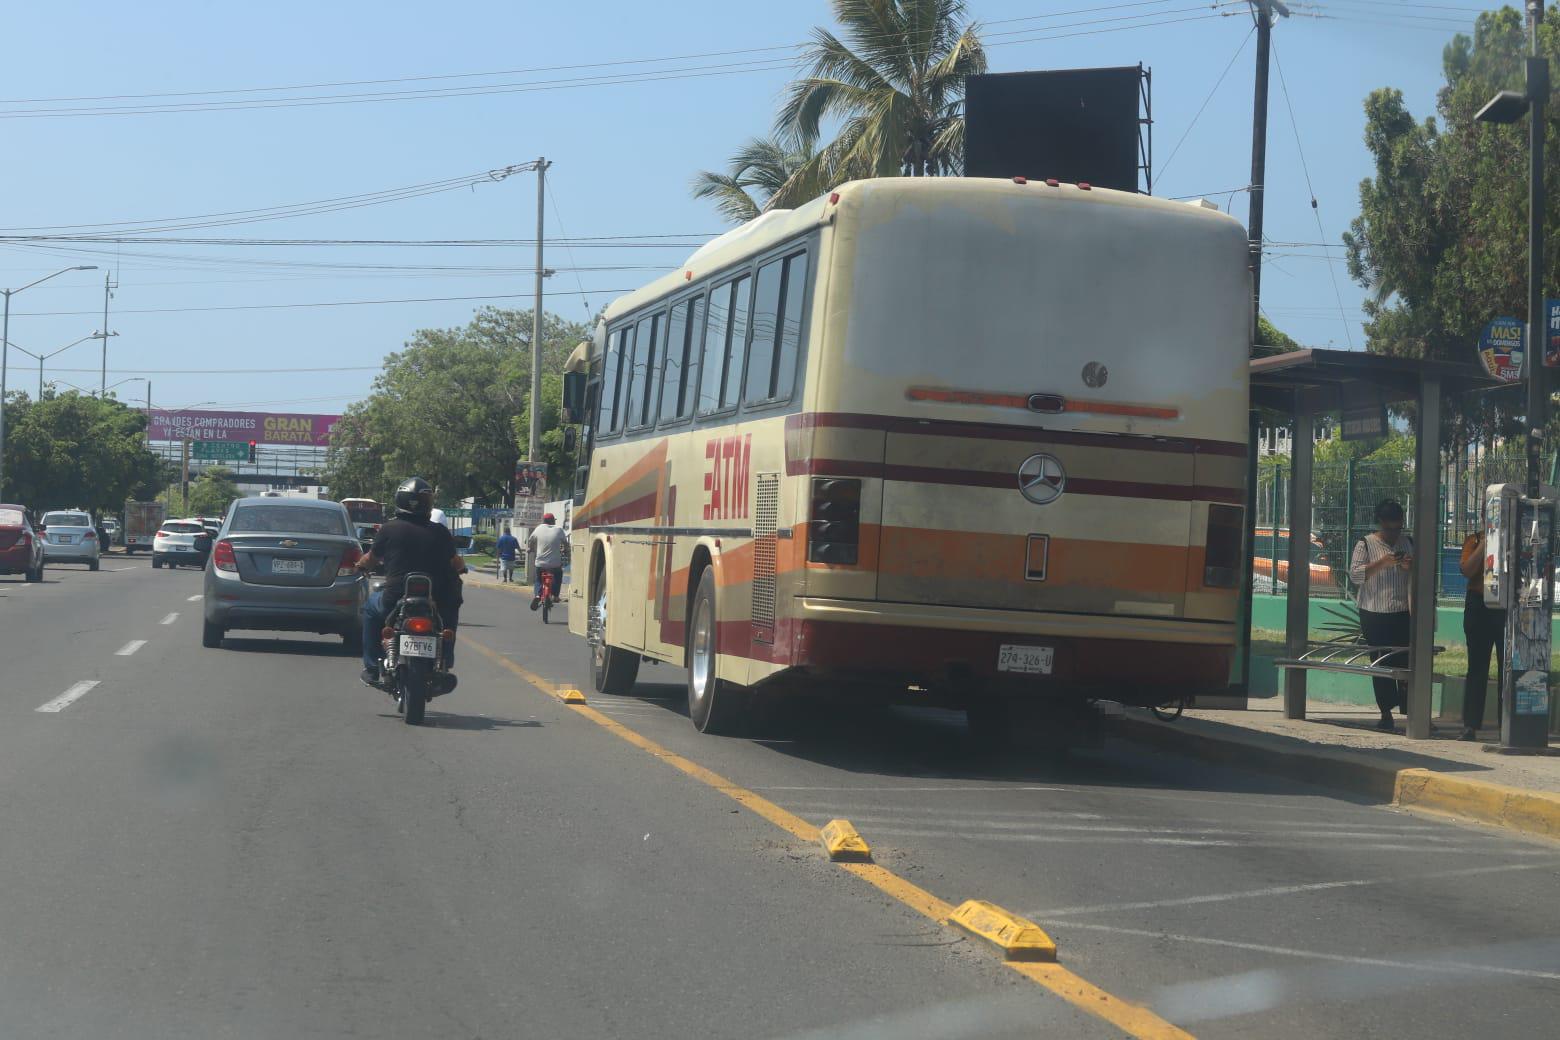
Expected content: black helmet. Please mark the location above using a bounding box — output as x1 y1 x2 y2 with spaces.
394 477 434 518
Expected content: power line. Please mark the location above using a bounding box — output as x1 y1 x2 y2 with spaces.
12 288 636 318
1270 39 1355 348
47 365 380 374
1159 23 1256 178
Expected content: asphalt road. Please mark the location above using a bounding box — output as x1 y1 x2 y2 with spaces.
2 558 1556 1039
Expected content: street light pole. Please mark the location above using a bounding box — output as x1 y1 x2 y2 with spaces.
0 265 96 493
529 157 551 470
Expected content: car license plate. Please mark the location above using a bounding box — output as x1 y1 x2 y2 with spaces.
997 644 1054 675
175 545 191 552
55 534 72 544
271 558 306 574
399 635 437 658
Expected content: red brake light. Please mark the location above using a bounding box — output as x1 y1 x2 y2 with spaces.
337 543 362 577
809 477 862 565
405 616 435 635
213 539 237 572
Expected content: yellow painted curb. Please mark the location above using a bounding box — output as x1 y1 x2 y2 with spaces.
559 687 587 705
1394 768 1560 840
947 899 1057 962
819 819 872 862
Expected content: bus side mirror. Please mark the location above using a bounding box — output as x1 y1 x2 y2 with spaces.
561 371 587 424
562 427 578 454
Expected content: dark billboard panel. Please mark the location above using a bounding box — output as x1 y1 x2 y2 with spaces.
965 67 1143 193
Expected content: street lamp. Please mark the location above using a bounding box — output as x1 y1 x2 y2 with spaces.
6 331 115 400
1475 0 1551 751
0 265 98 492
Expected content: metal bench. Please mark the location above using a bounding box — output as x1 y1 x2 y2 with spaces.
1274 639 1442 682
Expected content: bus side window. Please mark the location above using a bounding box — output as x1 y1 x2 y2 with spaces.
722 275 752 409
625 312 661 430
698 282 734 414
660 296 696 423
574 379 599 505
745 249 808 405
602 325 632 434
621 318 648 431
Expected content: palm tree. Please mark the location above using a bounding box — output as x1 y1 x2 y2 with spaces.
691 135 822 224
770 0 986 210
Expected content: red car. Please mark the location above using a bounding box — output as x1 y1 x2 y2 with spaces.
0 503 46 582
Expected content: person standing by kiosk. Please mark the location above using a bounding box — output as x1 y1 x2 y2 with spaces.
1458 529 1505 740
1350 500 1415 732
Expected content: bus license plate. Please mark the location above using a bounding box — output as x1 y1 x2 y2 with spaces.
997 644 1053 675
399 635 437 658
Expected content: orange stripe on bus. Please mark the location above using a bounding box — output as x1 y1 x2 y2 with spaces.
905 387 1179 420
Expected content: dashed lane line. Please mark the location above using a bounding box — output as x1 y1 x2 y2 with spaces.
159 613 179 625
186 594 202 602
36 681 100 713
463 635 1195 1040
115 640 146 656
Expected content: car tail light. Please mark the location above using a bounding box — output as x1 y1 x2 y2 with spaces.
337 543 361 577
156 529 170 539
809 477 861 565
405 616 435 635
19 533 31 549
1203 504 1243 588
83 529 96 540
212 539 237 572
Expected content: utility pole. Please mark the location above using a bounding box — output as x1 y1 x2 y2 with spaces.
528 157 551 469
99 272 114 395
1247 0 1275 344
1525 0 1547 501
181 438 191 515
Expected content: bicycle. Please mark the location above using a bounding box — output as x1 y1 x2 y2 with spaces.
538 568 559 624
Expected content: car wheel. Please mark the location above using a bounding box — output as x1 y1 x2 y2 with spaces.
202 620 225 649
89 558 100 572
152 555 163 569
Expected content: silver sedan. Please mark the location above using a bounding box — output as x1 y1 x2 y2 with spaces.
202 498 365 651
39 510 101 570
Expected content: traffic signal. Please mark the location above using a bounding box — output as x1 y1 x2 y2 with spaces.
247 440 257 463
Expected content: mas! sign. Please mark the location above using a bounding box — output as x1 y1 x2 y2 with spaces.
149 409 340 446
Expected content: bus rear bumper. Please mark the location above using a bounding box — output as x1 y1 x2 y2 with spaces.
789 597 1233 698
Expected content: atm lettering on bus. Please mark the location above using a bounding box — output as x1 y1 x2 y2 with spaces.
703 434 752 521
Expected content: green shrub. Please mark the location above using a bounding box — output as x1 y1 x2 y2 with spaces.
471 533 497 555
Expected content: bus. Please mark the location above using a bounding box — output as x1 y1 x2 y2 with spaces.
562 176 1250 736
340 498 384 543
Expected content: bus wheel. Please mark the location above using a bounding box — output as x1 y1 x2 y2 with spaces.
687 568 747 735
589 585 639 695
964 691 1011 747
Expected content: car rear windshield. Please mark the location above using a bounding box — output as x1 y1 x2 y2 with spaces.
229 505 349 536
43 512 90 527
164 522 205 534
0 507 24 526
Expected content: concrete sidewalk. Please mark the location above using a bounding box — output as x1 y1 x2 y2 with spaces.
1118 699 1560 841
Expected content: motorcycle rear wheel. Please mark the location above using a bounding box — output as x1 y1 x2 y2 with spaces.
400 668 427 725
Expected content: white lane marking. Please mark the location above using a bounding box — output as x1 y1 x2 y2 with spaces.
186 594 202 602
1031 862 1553 918
1060 920 1560 982
782 803 1438 829
105 567 134 572
159 613 179 625
36 681 101 713
866 827 1547 854
115 640 146 656
753 785 1069 793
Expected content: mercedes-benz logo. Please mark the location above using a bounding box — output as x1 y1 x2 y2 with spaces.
1017 453 1066 505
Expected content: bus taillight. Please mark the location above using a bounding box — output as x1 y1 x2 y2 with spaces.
1203 504 1244 588
809 478 861 565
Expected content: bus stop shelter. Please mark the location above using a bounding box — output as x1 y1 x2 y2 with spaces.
1244 348 1505 739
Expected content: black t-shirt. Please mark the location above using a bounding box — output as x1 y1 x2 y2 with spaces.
373 515 456 612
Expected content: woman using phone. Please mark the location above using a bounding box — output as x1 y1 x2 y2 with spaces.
1349 500 1415 731
1458 530 1503 740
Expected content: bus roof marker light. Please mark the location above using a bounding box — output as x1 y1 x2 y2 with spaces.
1012 176 1027 185
1077 182 1092 191
829 192 841 205
1044 178 1060 187
685 270 693 281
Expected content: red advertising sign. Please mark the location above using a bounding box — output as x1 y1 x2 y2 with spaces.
149 409 340 445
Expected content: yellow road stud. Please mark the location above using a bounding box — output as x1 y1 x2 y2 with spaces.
819 819 872 862
559 688 587 704
947 899 1057 962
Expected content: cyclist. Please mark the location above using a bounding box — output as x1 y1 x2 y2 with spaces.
495 525 520 582
528 512 568 611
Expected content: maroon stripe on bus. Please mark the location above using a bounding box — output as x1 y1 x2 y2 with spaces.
785 411 1248 458
786 458 1242 503
577 491 658 529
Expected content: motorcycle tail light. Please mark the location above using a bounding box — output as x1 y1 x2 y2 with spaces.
405 616 435 635
381 627 395 640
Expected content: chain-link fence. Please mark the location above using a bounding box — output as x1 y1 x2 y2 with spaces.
1253 447 1534 602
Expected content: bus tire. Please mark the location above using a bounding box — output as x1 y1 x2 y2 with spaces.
686 568 747 735
965 691 1012 747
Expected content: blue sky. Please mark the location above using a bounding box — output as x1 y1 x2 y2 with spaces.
0 1 1485 417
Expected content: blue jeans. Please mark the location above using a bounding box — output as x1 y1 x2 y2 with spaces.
362 588 457 671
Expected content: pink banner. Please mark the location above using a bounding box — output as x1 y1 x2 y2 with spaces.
149 409 340 446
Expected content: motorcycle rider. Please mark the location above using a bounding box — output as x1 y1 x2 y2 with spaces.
356 476 465 692
528 512 568 611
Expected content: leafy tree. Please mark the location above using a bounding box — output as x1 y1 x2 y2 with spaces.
692 135 826 224
1257 316 1302 355
188 466 240 517
1343 7 1559 443
770 0 986 209
1 390 163 513
321 307 589 506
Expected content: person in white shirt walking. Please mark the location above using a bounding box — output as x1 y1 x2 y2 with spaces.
1349 499 1415 731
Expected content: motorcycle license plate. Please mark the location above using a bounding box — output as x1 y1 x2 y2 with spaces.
399 635 438 658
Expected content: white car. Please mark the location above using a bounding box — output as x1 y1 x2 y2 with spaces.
39 510 101 570
153 519 211 569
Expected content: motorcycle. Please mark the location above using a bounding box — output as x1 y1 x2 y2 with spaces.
372 572 456 725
